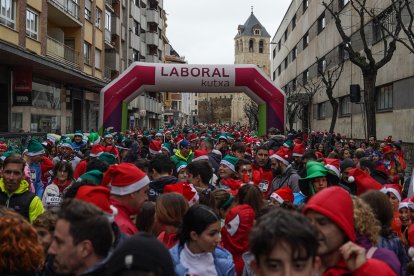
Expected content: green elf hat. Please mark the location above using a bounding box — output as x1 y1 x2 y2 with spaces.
143 130 150 136
104 127 116 138
74 130 83 137
176 161 187 173
25 139 45 156
78 170 103 185
161 142 172 154
88 132 101 145
60 140 73 150
283 139 294 149
98 152 117 165
299 161 339 196
1 150 18 160
220 155 239 172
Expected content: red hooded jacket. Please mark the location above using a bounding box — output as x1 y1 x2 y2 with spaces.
304 186 396 276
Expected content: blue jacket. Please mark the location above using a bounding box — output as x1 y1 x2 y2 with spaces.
170 244 235 276
29 162 43 198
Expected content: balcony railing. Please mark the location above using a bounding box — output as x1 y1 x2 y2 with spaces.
104 67 113 81
46 36 80 68
48 0 80 20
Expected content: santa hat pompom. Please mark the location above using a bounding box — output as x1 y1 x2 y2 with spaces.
348 176 355 183
409 247 414 259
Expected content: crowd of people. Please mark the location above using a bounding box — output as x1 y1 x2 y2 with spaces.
0 124 413 275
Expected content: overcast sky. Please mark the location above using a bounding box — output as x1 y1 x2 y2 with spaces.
163 1 292 64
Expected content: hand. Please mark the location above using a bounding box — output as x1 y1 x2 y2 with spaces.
339 241 366 272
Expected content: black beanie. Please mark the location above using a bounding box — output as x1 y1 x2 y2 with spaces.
102 233 175 276
340 158 354 172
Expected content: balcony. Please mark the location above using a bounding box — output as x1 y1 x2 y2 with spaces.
105 51 120 71
47 0 81 27
130 34 141 49
46 36 80 68
104 66 113 82
146 9 159 25
105 28 112 44
146 32 159 46
111 16 121 37
145 54 160 63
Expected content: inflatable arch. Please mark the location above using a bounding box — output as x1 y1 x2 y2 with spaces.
99 62 286 136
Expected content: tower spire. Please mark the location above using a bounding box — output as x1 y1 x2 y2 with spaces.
251 6 253 14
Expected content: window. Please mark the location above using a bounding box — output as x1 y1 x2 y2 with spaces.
132 49 139 61
318 102 327 119
278 40 281 51
303 0 309 13
85 0 91 21
303 69 309 85
84 42 91 65
259 40 264 53
339 96 351 116
95 48 101 69
249 39 254 52
339 43 350 61
95 8 102 28
292 47 297 61
373 9 395 43
273 70 276 80
105 10 111 31
339 0 350 9
292 15 296 30
278 65 281 76
0 0 16 28
318 57 326 74
284 30 288 41
284 58 288 69
376 84 393 111
272 48 276 59
195 100 198 106
133 20 140 36
318 13 326 33
254 29 261 35
303 32 309 48
292 78 297 91
26 9 38 40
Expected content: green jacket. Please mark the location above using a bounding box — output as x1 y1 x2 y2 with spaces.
0 178 44 223
170 150 194 166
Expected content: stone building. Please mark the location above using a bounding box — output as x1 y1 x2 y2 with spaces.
272 0 414 142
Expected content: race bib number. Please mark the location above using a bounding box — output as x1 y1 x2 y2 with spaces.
46 196 62 206
258 180 269 192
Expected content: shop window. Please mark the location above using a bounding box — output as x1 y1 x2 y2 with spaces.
11 113 22 132
32 81 61 110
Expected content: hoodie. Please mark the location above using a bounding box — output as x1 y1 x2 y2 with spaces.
221 204 255 276
148 176 178 201
303 186 396 276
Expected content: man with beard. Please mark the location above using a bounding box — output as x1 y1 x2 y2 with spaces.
148 154 177 201
303 186 395 275
251 145 274 198
269 147 300 194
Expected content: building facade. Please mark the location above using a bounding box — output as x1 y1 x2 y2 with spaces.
272 0 414 142
233 11 271 125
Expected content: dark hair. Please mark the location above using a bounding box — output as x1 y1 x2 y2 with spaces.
231 142 246 154
53 161 74 181
135 201 156 234
237 184 264 217
360 191 394 237
2 155 25 172
33 210 58 233
354 149 366 160
186 160 213 185
155 193 188 227
254 145 268 154
63 179 98 199
250 208 318 264
302 149 317 162
134 159 150 174
210 188 233 216
58 199 112 258
149 154 174 175
235 158 252 173
86 158 109 173
201 139 214 150
177 205 219 246
359 157 376 172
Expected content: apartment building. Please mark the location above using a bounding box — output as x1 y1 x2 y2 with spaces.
272 0 414 142
0 0 166 133
0 0 107 133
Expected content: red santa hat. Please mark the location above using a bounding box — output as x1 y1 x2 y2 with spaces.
149 140 162 155
270 187 294 204
174 134 185 145
315 151 324 159
89 144 105 157
382 145 393 155
102 163 150 196
399 198 410 210
324 158 341 178
347 167 382 196
270 147 291 166
0 143 7 151
187 133 198 142
381 184 402 202
292 143 305 157
75 186 117 223
164 182 199 206
192 149 209 162
245 147 252 157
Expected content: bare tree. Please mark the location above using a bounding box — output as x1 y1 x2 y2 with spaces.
323 0 402 138
243 100 259 130
298 77 323 132
317 57 344 133
390 0 414 53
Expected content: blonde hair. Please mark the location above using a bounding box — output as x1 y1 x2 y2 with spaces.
352 196 381 245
